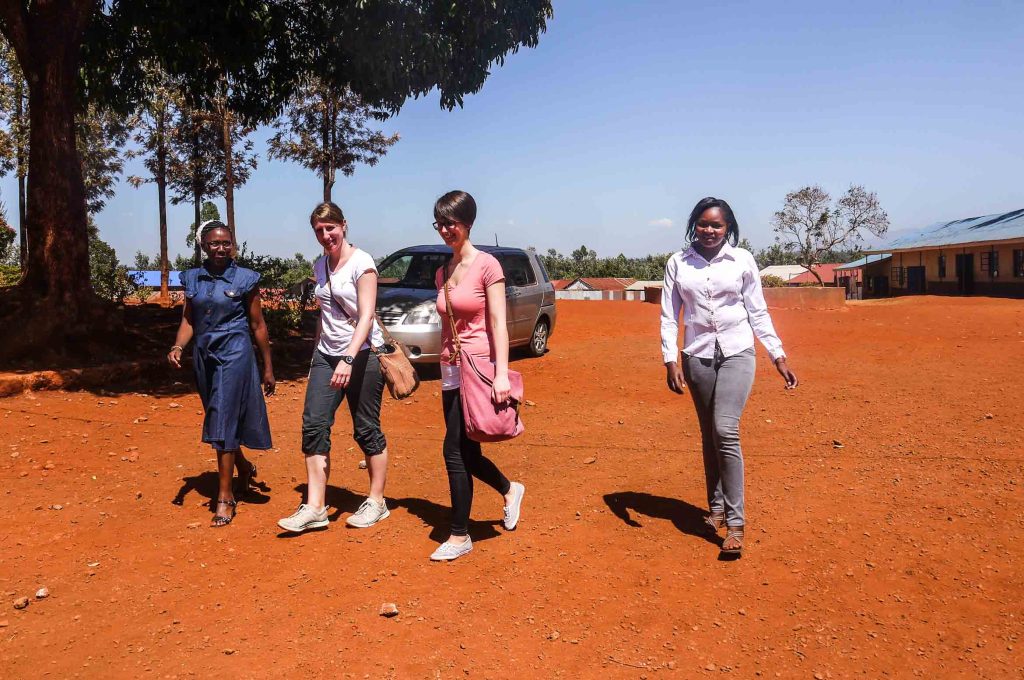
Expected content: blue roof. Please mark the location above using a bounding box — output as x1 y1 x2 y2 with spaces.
835 254 891 271
870 209 1024 252
127 270 185 287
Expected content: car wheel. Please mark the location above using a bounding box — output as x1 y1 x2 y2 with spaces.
527 319 549 357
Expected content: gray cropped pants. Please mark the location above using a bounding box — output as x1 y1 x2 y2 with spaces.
682 345 756 527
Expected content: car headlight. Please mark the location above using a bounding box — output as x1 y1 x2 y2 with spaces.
403 303 440 325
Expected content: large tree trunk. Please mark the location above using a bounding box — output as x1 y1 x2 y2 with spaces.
156 110 169 303
0 0 119 366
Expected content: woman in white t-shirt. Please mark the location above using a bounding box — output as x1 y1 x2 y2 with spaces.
278 202 391 533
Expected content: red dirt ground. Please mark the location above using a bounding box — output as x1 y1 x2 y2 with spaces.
1 298 1022 678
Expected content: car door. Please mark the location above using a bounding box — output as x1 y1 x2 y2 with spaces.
496 252 542 343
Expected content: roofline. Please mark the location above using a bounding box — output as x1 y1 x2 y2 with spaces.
866 236 1024 254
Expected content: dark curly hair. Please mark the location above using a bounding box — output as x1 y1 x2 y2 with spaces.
686 197 740 246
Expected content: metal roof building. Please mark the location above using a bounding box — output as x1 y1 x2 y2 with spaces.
862 209 1024 298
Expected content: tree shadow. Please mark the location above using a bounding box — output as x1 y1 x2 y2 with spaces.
171 470 271 509
603 491 720 547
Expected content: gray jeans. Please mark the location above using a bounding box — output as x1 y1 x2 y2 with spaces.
301 348 387 455
682 345 756 527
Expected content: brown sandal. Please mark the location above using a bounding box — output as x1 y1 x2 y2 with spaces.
704 511 726 534
721 525 744 555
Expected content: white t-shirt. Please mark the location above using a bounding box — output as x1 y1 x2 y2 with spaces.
314 249 385 357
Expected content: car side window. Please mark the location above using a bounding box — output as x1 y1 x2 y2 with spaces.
497 253 537 287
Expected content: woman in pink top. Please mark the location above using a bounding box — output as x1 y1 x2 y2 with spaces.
429 190 525 562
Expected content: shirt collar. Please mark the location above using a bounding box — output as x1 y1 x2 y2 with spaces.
683 241 737 264
199 260 237 282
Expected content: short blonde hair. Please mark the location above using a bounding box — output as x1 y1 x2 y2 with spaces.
309 201 345 227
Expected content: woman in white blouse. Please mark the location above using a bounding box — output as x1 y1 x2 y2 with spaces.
660 197 798 556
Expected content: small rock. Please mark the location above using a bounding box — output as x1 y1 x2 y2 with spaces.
187 522 201 529
985 413 994 419
379 603 399 617
582 457 596 465
135 491 143 500
13 597 29 610
50 504 63 511
523 399 536 407
222 648 235 655
666 661 676 670
35 587 49 599
133 417 149 423
548 630 560 641
0 620 8 627
358 460 367 470
704 663 716 672
832 440 844 448
168 403 182 409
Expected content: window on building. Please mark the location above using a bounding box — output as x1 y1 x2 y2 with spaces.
980 251 999 278
1013 249 1024 278
937 254 946 279
891 266 905 286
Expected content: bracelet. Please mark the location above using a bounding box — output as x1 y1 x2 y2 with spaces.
171 345 184 352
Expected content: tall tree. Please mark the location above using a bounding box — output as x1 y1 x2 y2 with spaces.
0 0 552 363
211 81 257 241
167 105 223 266
127 68 176 303
0 38 27 268
77 102 128 214
269 80 399 202
771 185 889 285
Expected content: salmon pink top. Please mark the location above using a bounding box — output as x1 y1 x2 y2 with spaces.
435 252 505 363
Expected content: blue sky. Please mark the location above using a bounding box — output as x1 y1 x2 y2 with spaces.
6 0 1023 263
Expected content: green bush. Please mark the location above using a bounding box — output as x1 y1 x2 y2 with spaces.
760 274 786 288
0 264 20 287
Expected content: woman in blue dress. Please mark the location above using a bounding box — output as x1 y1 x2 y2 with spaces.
168 220 276 527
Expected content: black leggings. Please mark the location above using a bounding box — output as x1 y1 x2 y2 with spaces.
442 389 511 536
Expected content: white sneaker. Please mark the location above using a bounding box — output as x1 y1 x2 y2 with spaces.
346 498 390 528
430 537 473 561
277 504 329 533
503 482 525 531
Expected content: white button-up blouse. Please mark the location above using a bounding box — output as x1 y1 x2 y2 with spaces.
660 243 785 364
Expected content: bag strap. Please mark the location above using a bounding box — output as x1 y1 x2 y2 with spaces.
322 254 394 350
442 262 462 364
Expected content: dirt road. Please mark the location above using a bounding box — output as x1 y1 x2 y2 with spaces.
1 298 1021 678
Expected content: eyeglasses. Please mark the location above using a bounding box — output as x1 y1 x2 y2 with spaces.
432 220 460 231
205 240 233 249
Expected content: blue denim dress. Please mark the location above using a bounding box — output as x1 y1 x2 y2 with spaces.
181 262 272 451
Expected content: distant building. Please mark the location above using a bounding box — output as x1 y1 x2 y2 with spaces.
758 265 807 282
834 254 892 299
865 209 1024 298
787 263 841 287
555 277 636 300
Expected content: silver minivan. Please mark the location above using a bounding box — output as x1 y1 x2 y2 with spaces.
375 245 557 363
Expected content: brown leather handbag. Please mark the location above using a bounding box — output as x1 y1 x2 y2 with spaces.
321 256 420 400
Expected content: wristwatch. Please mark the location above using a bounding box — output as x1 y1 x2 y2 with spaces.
339 355 355 365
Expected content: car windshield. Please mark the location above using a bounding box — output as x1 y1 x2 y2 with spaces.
377 251 452 290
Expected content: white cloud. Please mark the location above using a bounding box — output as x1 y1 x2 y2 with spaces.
648 217 674 228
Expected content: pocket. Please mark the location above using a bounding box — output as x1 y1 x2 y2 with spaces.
224 289 240 299
184 289 197 300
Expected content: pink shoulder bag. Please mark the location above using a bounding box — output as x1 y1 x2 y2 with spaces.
443 265 524 442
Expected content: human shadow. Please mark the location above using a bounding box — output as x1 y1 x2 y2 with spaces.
171 469 271 509
276 484 501 543
603 491 720 547
393 496 502 543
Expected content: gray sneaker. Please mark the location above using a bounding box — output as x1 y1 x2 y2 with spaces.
346 498 390 528
503 481 525 531
277 504 329 533
430 537 473 561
